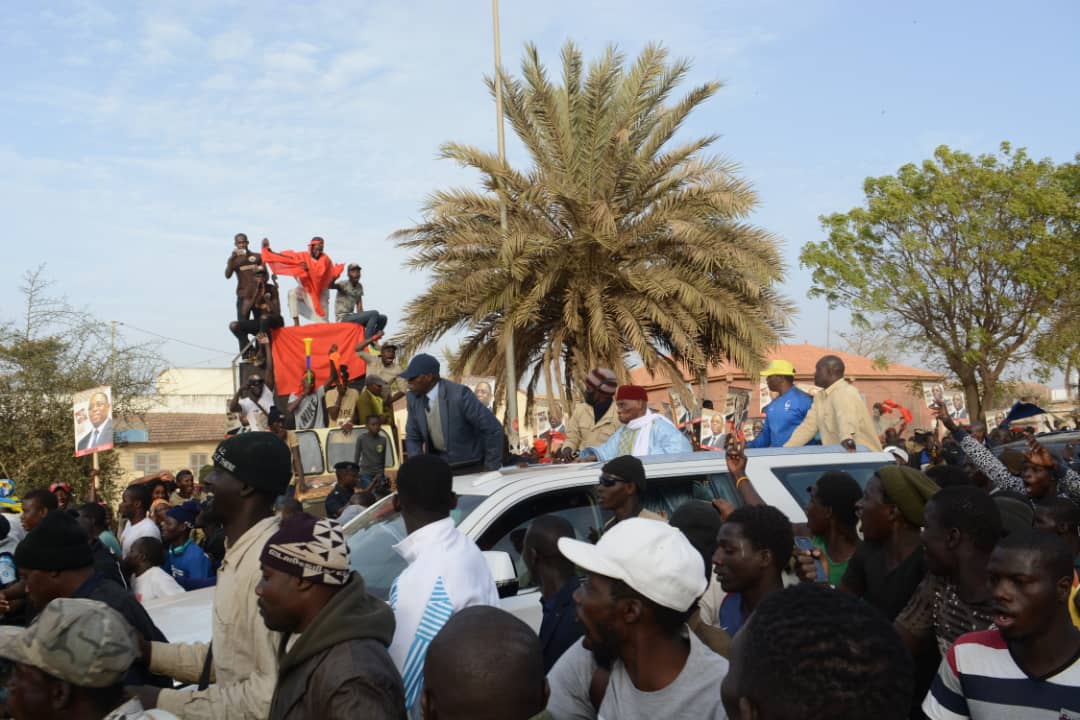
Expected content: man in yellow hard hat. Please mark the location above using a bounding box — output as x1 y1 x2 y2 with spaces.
748 359 814 448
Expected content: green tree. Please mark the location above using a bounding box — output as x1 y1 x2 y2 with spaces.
1032 157 1080 395
393 42 792 407
0 268 163 499
802 144 1080 422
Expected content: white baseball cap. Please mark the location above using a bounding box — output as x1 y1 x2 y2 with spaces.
557 517 707 612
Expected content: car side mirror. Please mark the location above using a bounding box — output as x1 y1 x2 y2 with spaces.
483 550 519 599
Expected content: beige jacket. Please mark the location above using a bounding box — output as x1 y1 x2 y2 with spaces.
151 516 282 720
784 379 882 451
563 401 620 453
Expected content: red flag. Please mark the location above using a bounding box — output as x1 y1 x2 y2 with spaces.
270 324 366 394
261 248 344 318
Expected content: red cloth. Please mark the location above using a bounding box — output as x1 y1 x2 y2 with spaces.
261 248 343 318
270 324 366 394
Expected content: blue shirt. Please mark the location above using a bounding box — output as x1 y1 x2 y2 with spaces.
165 538 216 591
538 577 584 673
748 386 814 448
718 592 747 635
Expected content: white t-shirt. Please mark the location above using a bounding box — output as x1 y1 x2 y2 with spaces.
238 386 276 431
133 566 185 603
546 631 729 720
120 517 161 559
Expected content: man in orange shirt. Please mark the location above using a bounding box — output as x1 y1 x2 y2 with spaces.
261 237 344 325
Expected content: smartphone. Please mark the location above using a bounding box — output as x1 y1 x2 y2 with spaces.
794 536 828 583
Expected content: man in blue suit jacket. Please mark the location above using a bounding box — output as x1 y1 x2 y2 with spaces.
401 354 504 474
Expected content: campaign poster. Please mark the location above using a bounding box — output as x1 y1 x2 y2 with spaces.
700 409 726 450
462 375 497 410
74 385 114 457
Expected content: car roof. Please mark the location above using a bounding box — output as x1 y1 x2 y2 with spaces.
451 444 887 498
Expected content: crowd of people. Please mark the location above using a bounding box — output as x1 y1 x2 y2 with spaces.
7 420 1079 718
0 236 1076 717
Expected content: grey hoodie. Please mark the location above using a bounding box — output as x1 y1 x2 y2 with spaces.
269 572 406 720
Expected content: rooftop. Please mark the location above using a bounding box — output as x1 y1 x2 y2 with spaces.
630 342 944 388
120 413 227 444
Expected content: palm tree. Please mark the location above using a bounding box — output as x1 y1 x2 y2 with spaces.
393 41 792 408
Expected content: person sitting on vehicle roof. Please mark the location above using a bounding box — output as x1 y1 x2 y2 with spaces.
577 385 691 462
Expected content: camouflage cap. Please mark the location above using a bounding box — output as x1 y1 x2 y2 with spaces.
0 598 137 687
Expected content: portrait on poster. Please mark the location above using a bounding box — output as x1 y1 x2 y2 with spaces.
462 376 497 410
73 385 114 457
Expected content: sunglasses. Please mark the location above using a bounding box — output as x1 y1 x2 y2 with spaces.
598 472 628 487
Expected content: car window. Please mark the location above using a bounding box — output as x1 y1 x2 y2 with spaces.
773 462 889 509
295 431 325 475
325 428 360 468
641 475 717 517
344 494 485 601
707 472 742 507
475 489 603 591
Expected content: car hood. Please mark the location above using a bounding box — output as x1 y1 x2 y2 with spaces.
144 586 215 646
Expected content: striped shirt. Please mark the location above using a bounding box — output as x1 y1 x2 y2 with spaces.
923 629 1080 719
388 517 499 716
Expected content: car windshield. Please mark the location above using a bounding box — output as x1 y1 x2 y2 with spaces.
343 493 485 600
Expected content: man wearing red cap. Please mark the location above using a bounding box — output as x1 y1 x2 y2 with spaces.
261 237 344 325
578 385 691 462
559 368 621 460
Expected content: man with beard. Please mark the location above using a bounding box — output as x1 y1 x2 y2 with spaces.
546 518 728 719
577 386 691 462
262 237 344 325
129 432 292 719
923 529 1080 718
558 369 620 460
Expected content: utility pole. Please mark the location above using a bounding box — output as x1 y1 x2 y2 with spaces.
492 0 519 446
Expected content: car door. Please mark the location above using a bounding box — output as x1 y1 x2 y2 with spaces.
474 487 603 630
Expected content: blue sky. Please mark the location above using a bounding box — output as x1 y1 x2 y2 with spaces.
2 0 1077 375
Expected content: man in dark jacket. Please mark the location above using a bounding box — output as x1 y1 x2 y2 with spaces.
401 353 504 474
257 512 405 719
13 510 169 687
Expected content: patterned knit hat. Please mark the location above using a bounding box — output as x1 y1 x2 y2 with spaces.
260 513 350 585
585 368 618 394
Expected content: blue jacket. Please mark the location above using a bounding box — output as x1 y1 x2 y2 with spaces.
405 379 504 471
748 386 814 448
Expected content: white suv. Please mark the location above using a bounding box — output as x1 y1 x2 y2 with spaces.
146 446 893 643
